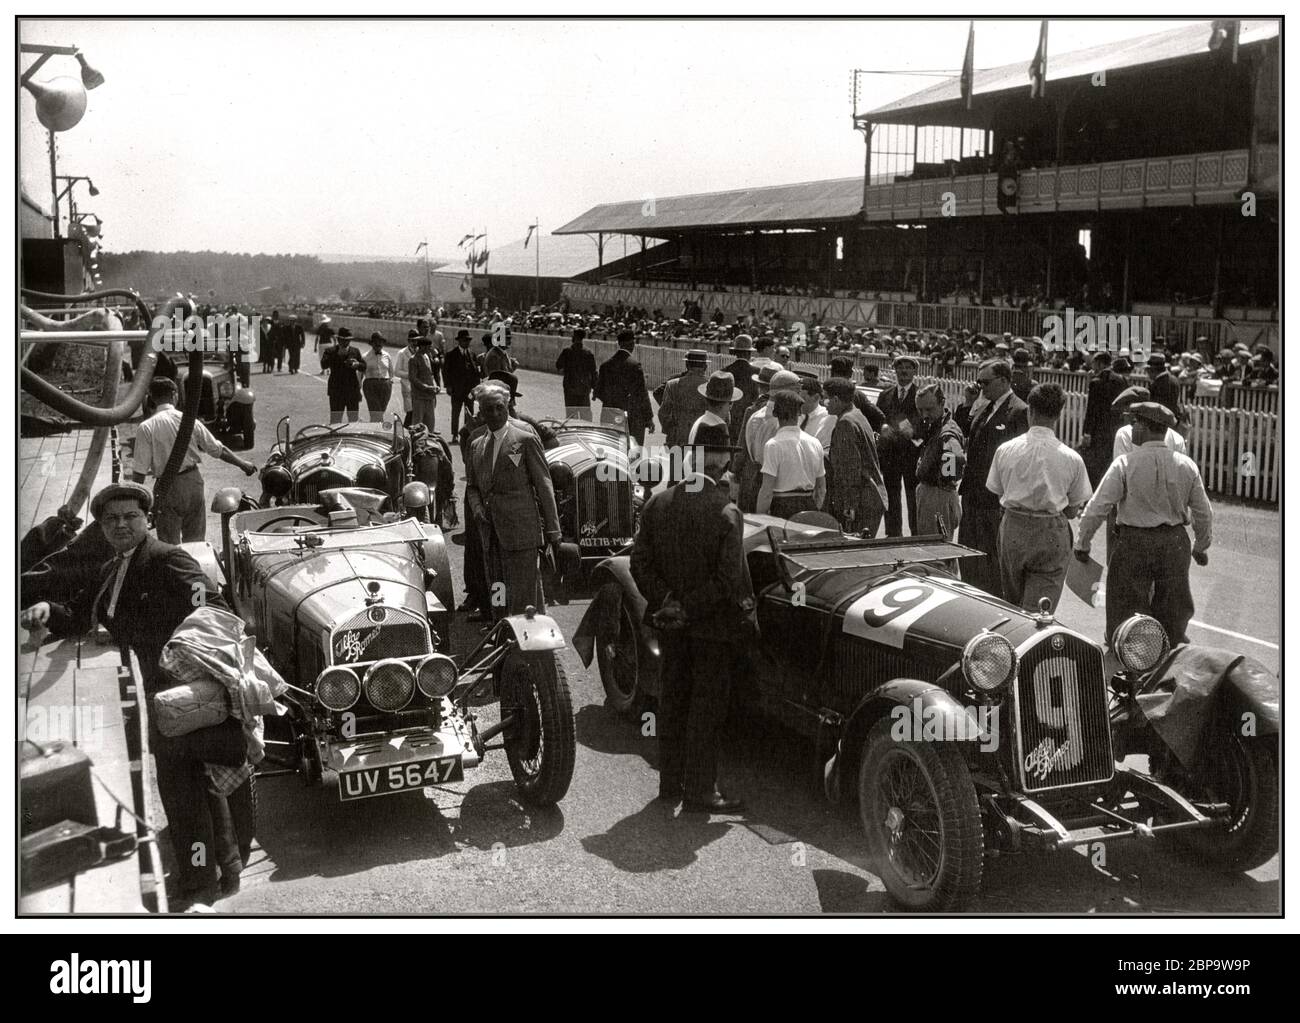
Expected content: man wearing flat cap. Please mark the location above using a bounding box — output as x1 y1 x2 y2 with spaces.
21 482 253 907
393 329 422 423
659 350 711 454
407 334 440 433
594 330 653 445
631 421 754 815
1111 386 1187 460
1075 401 1213 646
876 355 922 536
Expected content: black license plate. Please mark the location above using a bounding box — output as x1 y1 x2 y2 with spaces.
338 755 463 801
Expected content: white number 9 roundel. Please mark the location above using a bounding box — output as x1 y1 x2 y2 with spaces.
842 579 957 649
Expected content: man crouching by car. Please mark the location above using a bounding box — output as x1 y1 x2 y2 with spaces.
20 483 252 909
631 422 756 815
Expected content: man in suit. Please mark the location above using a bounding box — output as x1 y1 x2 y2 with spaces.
443 328 482 438
658 350 711 450
956 359 1029 599
722 334 758 444
20 483 252 906
876 355 922 536
464 386 562 618
631 422 755 815
1146 352 1184 424
408 335 440 432
594 329 653 444
555 328 598 410
482 330 514 378
823 377 886 536
1078 350 1129 487
320 327 366 423
828 356 886 434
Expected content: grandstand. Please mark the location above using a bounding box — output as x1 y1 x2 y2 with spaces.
554 20 1278 356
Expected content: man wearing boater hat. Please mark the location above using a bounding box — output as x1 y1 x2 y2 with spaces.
1074 401 1213 646
631 421 755 815
20 482 253 907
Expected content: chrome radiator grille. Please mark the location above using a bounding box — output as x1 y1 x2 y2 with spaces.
577 474 634 544
1013 632 1113 792
331 608 430 665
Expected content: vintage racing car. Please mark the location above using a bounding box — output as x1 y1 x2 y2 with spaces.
258 416 456 527
188 437 575 808
539 409 644 565
574 521 1279 911
175 348 257 450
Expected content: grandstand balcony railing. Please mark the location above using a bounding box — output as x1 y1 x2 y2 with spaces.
864 148 1251 220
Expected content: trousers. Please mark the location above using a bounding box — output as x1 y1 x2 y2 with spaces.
881 447 919 536
154 468 206 544
362 378 392 421
958 498 1005 599
1106 525 1194 645
657 633 737 802
997 509 1072 611
411 396 437 433
915 483 961 540
480 520 544 617
563 388 592 410
769 493 816 520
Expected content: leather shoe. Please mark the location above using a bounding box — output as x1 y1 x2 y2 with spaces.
682 792 745 815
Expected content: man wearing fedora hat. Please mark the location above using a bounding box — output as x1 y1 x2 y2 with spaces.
320 327 366 424
1145 351 1184 424
594 329 653 445
659 350 711 451
688 370 742 450
631 421 754 815
21 482 253 907
730 364 778 512
723 334 758 443
443 328 482 437
1075 401 1213 646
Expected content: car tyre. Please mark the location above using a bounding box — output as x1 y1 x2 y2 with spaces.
858 717 983 912
595 595 646 717
501 650 576 806
1161 731 1278 873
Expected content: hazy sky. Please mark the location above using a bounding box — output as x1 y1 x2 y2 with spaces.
20 16 1199 258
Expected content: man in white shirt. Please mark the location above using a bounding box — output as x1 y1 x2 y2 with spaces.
797 375 835 452
1111 386 1188 460
130 377 257 543
392 329 421 421
757 389 827 518
986 383 1092 611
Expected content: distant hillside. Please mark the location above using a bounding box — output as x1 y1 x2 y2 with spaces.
98 250 450 304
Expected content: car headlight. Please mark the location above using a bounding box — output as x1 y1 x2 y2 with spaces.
416 654 458 699
961 632 1018 693
1112 615 1169 673
217 379 235 399
317 666 360 711
364 659 415 712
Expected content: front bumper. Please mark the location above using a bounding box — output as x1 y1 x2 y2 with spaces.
319 703 481 775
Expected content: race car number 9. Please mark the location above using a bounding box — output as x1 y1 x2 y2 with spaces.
843 579 958 649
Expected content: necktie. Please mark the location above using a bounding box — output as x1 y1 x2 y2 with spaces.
90 554 127 630
486 431 498 473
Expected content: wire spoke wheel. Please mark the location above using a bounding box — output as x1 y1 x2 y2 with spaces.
500 650 576 806
596 596 643 716
859 718 983 911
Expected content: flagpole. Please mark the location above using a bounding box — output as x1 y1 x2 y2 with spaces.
535 219 540 308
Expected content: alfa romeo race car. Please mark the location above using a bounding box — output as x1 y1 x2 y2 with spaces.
574 520 1279 911
540 410 645 565
189 427 576 808
258 416 456 527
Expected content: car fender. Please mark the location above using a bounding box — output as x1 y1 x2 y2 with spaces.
573 556 645 667
178 540 227 593
1135 643 1279 768
826 679 991 803
498 612 567 653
